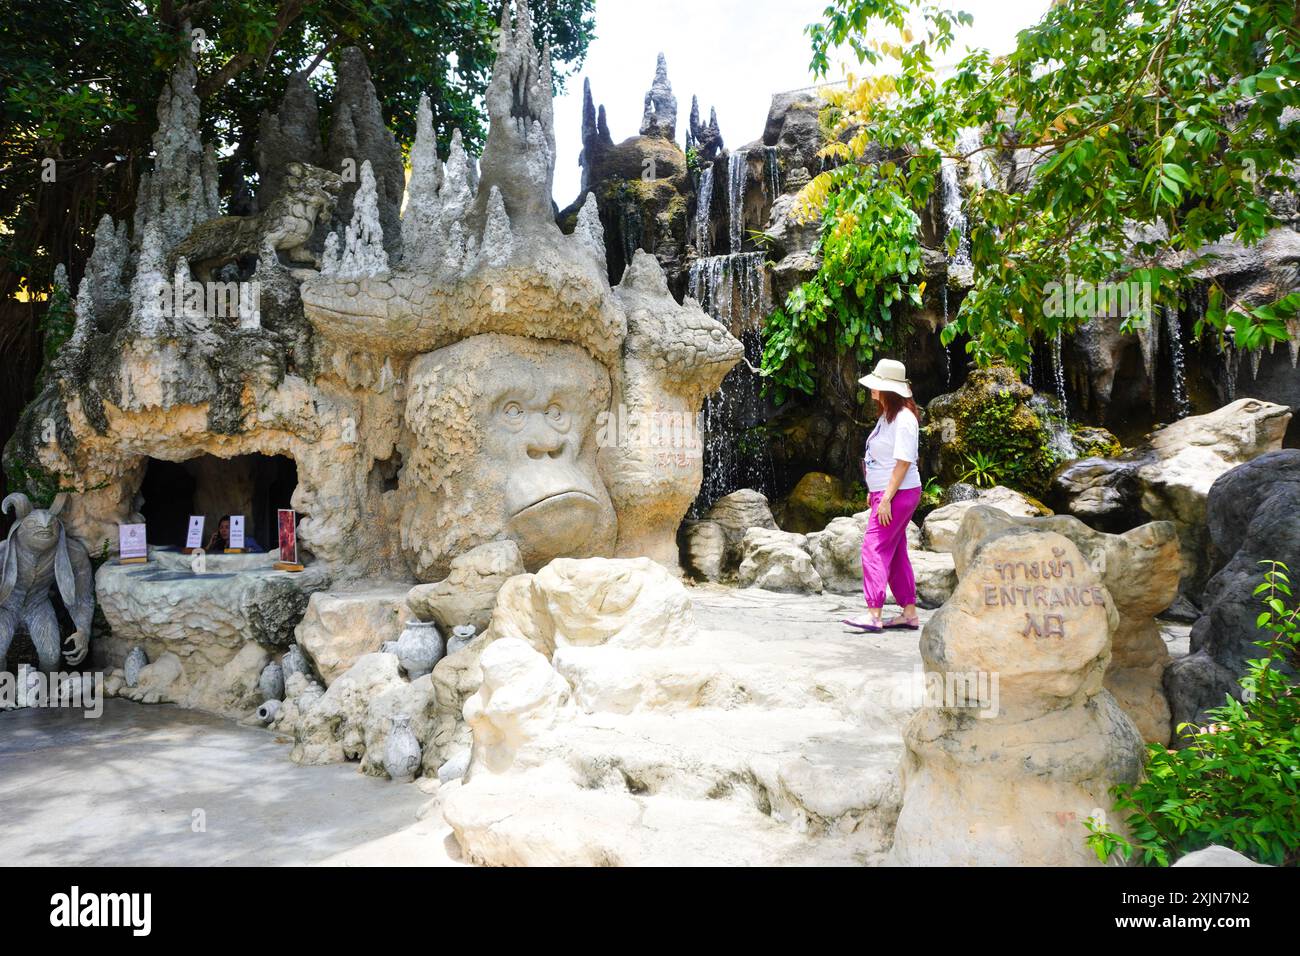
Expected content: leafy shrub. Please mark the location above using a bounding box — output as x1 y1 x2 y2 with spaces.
1085 561 1300 866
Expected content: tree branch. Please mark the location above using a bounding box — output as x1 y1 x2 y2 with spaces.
196 0 314 98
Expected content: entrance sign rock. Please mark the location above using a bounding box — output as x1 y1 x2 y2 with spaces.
951 506 1182 743
891 525 1144 866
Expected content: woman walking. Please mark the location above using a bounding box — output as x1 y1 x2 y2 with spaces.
844 359 922 633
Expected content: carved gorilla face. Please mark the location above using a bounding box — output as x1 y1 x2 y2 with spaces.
401 333 617 580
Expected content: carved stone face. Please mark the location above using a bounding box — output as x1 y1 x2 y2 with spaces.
401 333 617 579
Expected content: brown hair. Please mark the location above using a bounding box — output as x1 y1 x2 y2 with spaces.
877 389 919 424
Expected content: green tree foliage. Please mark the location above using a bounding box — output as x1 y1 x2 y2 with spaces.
770 0 1300 389
1086 561 1300 867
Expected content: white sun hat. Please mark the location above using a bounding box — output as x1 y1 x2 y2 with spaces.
858 358 913 398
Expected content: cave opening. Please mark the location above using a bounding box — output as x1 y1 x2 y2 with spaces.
137 453 298 551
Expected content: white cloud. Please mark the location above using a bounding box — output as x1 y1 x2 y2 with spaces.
551 0 1052 206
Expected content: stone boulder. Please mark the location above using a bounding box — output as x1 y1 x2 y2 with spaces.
737 528 823 593
922 485 1050 553
1165 450 1300 731
294 586 411 686
910 550 958 609
806 514 868 594
680 519 727 582
405 540 524 634
1054 398 1292 601
464 638 573 777
704 488 777 566
952 506 1183 743
777 471 864 534
489 557 695 656
95 555 329 717
892 526 1144 865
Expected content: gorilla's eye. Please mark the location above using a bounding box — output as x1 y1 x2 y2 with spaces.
545 403 566 425
503 401 524 423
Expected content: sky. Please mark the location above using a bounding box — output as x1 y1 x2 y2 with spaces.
551 0 1053 205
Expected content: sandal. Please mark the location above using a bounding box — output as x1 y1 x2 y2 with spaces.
842 617 884 633
883 616 920 630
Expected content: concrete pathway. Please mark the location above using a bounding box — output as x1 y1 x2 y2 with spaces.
0 700 462 866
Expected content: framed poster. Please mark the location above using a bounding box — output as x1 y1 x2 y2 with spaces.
119 523 147 561
185 515 205 550
277 509 297 564
228 515 246 550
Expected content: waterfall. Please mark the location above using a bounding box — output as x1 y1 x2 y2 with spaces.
688 252 767 331
1051 329 1069 415
763 146 782 200
939 151 969 266
1223 342 1240 401
1030 394 1077 460
688 251 773 508
695 165 714 257
728 149 747 254
956 126 998 192
1166 305 1191 420
940 285 952 389
1288 316 1300 368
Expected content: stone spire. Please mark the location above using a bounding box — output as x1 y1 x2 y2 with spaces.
256 70 324 208
480 185 515 268
579 78 614 193
573 192 605 264
687 96 724 164
475 0 556 231
133 36 221 257
327 47 405 259
322 160 389 277
401 93 446 267
639 53 677 141
130 222 169 338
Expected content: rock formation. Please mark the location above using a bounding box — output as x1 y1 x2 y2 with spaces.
892 524 1145 865
1165 449 1300 730
951 506 1183 744
1054 398 1292 601
639 53 677 140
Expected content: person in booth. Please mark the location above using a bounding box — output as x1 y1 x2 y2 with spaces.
206 515 264 553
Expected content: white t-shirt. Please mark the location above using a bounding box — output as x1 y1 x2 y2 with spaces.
864 407 922 493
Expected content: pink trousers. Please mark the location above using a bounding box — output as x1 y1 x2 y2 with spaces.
861 487 922 608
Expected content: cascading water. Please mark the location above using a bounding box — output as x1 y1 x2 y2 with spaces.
695 165 714 257
1051 329 1069 415
1030 394 1078 460
728 149 747 254
956 126 998 192
688 251 774 508
939 150 970 266
1165 305 1191 420
763 146 782 201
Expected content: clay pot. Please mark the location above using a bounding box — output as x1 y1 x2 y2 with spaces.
394 621 445 679
384 714 422 783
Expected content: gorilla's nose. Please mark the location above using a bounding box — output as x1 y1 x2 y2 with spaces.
524 426 566 460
